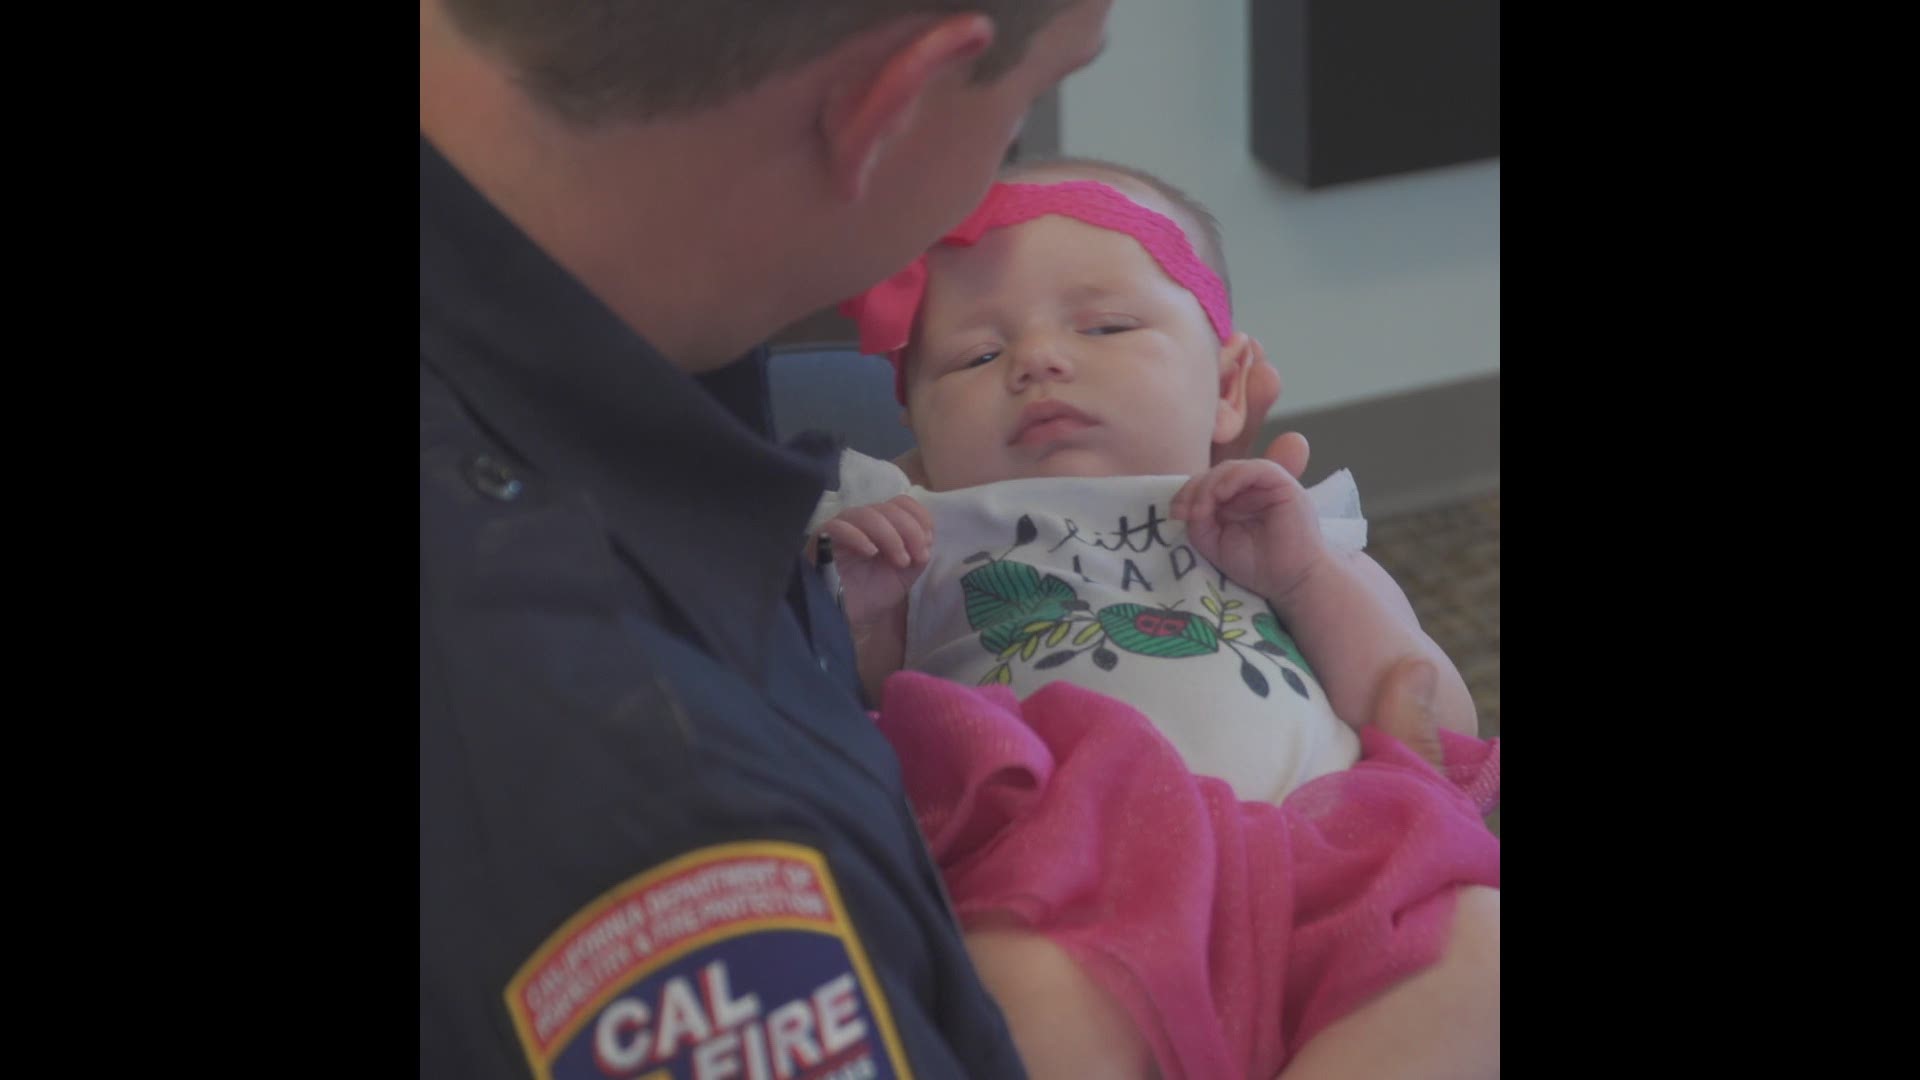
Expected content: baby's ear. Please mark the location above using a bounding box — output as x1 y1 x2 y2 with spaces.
1211 332 1257 447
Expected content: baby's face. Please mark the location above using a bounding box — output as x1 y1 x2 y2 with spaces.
903 197 1232 492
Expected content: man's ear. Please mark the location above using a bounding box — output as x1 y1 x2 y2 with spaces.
1211 331 1258 447
817 15 995 201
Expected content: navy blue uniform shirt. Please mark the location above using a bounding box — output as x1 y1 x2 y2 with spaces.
420 137 1026 1080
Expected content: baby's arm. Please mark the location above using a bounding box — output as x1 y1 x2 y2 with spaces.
814 494 932 706
1174 461 1479 741
1276 548 1479 741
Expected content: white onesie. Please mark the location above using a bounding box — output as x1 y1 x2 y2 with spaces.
813 451 1372 803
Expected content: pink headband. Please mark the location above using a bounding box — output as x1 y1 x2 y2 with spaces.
837 180 1235 404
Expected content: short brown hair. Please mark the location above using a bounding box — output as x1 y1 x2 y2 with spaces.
444 0 1079 127
1003 155 1231 305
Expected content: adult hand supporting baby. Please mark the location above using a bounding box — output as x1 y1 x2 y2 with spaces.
1369 658 1449 769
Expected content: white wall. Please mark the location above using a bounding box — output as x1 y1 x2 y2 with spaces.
1058 0 1500 417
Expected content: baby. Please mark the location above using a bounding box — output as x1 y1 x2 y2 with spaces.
812 158 1498 1078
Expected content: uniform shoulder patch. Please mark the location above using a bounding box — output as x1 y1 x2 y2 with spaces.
505 841 914 1080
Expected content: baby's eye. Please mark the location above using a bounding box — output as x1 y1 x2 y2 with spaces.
1081 322 1137 336
962 350 1000 369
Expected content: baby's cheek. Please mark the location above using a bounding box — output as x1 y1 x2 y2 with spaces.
911 437 970 493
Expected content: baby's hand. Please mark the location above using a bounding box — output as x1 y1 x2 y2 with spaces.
818 494 934 627
1170 459 1328 606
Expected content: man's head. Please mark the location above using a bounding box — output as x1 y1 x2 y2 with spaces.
882 163 1260 491
420 0 1113 371
440 0 1079 127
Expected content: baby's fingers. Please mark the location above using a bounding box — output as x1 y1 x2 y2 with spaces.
821 509 899 565
877 496 934 563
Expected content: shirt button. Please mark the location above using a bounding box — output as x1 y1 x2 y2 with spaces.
818 655 831 674
464 454 524 502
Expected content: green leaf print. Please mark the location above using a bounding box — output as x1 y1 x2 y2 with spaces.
1251 611 1315 678
1096 603 1220 659
963 561 1079 654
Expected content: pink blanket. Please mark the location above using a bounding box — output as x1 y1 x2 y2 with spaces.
877 671 1500 1079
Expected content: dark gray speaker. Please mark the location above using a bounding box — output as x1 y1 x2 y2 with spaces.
1250 1 1500 189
